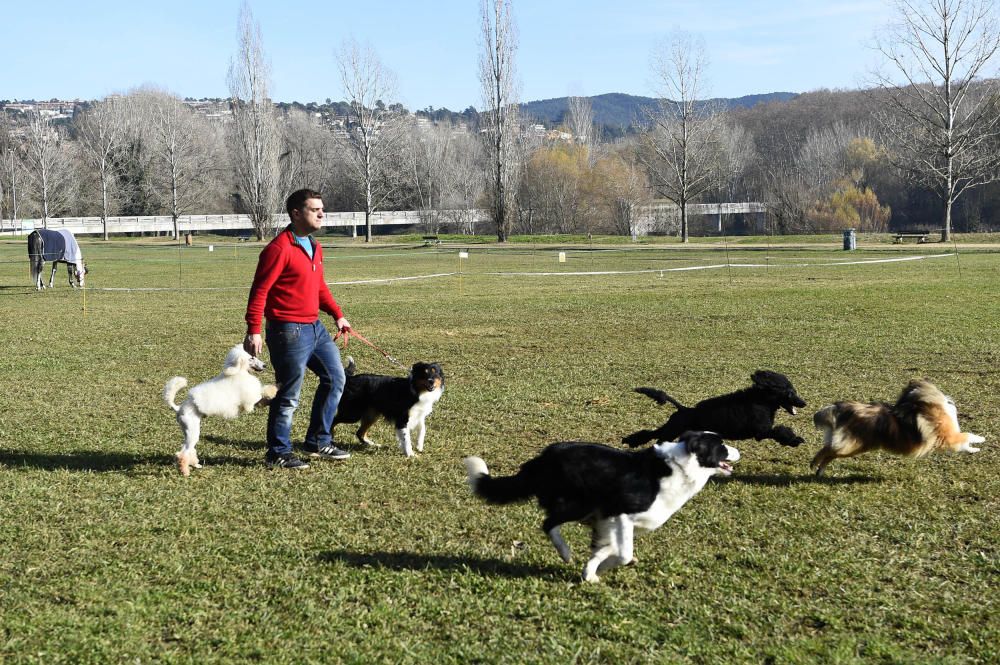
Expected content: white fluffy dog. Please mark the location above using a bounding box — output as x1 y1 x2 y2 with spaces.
164 345 277 476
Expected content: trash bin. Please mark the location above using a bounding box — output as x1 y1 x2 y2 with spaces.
843 229 856 251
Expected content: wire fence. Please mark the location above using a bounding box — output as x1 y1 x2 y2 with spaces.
0 235 962 299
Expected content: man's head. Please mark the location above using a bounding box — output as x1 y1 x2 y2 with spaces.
286 188 324 235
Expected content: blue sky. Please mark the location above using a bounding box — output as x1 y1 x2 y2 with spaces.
5 0 893 110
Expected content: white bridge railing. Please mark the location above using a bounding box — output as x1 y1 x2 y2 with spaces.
1 209 492 236
1 202 766 237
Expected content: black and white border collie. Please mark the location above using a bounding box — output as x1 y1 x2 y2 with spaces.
333 358 444 457
464 431 739 582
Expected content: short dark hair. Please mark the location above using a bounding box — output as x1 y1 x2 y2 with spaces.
286 188 323 216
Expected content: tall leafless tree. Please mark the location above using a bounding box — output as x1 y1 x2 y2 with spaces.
75 96 128 240
336 38 406 242
227 2 280 240
135 89 222 240
402 120 452 233
641 31 724 242
0 117 21 229
566 95 596 161
871 0 1000 240
21 112 74 227
595 145 650 239
447 129 486 234
479 0 520 241
279 109 339 204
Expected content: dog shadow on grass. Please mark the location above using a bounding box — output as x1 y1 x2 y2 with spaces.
317 549 572 580
717 473 881 487
0 449 259 473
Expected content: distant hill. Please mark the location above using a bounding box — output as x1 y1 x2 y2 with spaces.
520 91 799 134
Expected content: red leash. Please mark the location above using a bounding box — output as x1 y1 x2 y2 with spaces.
334 328 406 370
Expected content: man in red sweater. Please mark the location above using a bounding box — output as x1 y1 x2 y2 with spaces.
244 189 352 469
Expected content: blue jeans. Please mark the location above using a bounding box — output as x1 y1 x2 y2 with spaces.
265 320 345 457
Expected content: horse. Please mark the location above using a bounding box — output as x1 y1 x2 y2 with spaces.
28 228 88 289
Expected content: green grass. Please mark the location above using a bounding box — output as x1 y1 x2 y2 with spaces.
0 236 998 664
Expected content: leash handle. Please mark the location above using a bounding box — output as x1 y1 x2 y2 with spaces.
334 328 406 370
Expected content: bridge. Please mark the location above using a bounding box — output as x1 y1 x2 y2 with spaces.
0 210 493 237
0 202 767 237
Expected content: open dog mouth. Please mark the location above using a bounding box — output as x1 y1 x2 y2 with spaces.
717 461 734 476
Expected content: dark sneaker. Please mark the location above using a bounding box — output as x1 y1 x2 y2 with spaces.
266 453 310 470
303 444 351 460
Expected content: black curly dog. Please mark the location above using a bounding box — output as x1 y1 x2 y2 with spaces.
622 370 807 448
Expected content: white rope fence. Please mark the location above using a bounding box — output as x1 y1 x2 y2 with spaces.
73 253 955 292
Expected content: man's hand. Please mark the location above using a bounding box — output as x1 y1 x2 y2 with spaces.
335 317 352 333
245 333 263 357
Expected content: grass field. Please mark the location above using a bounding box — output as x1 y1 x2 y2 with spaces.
0 234 997 664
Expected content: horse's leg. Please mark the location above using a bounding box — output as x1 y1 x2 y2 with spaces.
48 262 57 288
67 263 75 288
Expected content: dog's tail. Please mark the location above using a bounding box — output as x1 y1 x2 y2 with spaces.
634 387 685 410
163 377 188 412
463 456 536 504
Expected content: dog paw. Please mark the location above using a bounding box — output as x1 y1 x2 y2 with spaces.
968 434 986 445
176 453 191 477
582 571 601 583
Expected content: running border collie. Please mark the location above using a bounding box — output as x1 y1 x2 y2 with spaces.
811 379 985 475
623 370 807 448
333 358 444 457
464 431 739 582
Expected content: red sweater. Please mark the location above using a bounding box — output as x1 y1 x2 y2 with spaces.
245 227 344 334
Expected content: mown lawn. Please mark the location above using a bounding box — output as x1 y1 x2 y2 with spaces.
0 236 997 664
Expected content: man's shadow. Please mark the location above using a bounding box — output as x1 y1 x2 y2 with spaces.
204 434 262 452
317 549 572 580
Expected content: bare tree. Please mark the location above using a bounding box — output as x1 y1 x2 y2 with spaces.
21 112 75 227
279 109 339 203
872 0 1000 240
641 31 724 242
0 117 21 229
594 146 651 239
135 90 222 239
479 0 520 241
566 95 595 160
336 38 407 242
227 2 280 240
715 122 756 204
402 120 451 233
445 130 486 234
75 96 128 240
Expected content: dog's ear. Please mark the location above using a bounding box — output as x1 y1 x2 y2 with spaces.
752 370 790 391
681 431 727 467
223 354 249 376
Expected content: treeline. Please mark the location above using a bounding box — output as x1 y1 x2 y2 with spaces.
1 86 998 237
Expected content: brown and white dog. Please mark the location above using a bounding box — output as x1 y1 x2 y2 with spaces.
811 379 985 475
